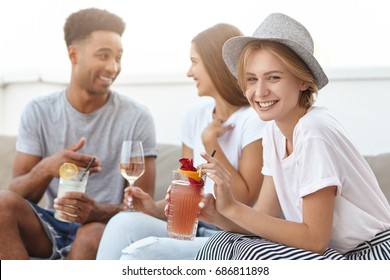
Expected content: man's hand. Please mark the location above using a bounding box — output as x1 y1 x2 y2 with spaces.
54 192 97 224
47 137 101 178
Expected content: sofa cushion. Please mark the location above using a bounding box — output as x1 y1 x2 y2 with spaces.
364 153 390 203
0 135 16 189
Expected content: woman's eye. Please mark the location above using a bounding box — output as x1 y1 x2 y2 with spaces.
268 75 280 81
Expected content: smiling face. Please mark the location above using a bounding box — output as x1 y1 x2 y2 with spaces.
244 48 309 126
70 30 123 96
186 43 217 97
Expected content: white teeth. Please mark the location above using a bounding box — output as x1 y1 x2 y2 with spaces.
99 76 113 83
259 101 276 108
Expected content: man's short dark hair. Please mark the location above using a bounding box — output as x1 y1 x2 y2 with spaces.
64 8 126 47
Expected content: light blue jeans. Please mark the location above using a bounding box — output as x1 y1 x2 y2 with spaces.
96 211 217 260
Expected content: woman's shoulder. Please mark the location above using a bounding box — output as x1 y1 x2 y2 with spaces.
296 106 348 140
302 106 339 127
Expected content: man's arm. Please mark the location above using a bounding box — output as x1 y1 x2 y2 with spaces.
10 152 51 203
10 137 100 203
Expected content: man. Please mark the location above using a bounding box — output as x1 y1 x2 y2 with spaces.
0 8 157 260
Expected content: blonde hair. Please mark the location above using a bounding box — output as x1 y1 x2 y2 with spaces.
237 41 318 108
192 24 248 106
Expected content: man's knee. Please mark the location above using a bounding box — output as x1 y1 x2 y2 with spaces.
0 190 29 219
75 222 106 247
68 222 106 259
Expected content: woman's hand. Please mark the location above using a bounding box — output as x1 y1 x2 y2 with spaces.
201 119 234 145
164 184 223 227
123 186 158 216
198 193 219 224
199 152 239 217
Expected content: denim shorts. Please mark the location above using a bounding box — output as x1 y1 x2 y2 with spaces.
28 201 80 259
197 221 219 237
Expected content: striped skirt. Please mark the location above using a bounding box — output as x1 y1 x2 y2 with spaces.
196 230 390 260
344 229 390 260
195 231 345 260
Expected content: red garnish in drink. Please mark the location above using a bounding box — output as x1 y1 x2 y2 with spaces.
178 158 204 187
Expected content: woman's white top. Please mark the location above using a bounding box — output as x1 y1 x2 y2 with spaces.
180 101 266 195
262 106 390 253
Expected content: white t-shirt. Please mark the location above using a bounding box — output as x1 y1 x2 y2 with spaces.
180 101 266 195
262 106 390 253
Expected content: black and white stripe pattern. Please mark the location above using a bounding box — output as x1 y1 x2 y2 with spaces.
196 231 345 260
344 229 390 260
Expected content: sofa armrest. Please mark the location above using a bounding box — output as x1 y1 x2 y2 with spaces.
0 135 17 191
364 153 390 203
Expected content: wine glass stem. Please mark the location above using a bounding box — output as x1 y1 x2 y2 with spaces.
127 180 135 210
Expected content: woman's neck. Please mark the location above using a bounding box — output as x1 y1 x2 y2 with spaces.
276 106 308 155
212 96 241 122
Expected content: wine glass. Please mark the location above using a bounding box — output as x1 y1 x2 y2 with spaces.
119 140 145 211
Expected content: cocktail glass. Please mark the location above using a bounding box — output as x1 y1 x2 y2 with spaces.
166 170 204 240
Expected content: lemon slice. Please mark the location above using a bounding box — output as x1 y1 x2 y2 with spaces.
178 169 201 182
59 162 78 180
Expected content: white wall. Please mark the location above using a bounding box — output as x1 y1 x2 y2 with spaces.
316 68 390 155
1 67 389 155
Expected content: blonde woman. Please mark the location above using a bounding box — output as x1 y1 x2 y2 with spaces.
196 13 390 260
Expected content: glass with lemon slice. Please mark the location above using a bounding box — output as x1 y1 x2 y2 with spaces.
54 162 89 222
166 169 205 240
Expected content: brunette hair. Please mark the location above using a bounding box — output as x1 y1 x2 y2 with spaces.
192 23 248 106
64 8 126 47
237 41 318 108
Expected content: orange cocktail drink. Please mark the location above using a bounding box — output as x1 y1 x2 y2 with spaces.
167 160 205 240
167 177 203 239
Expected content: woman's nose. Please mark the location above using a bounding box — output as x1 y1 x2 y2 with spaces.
186 67 193 78
255 81 269 97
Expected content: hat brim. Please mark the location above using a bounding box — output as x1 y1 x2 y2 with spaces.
222 36 328 90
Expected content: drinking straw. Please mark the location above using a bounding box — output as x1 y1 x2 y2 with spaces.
80 157 95 181
198 150 216 176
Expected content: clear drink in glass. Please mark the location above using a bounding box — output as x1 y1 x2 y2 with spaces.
54 167 89 222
